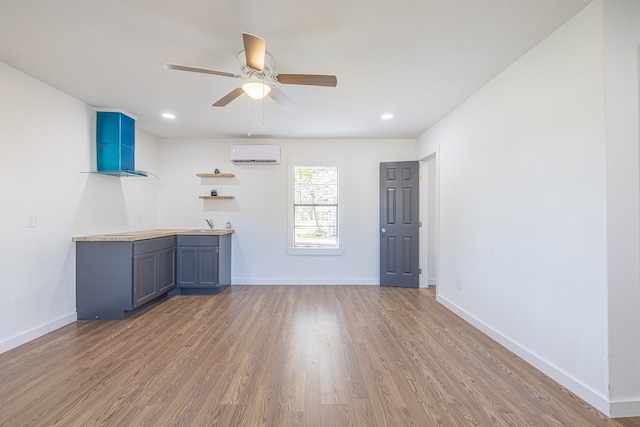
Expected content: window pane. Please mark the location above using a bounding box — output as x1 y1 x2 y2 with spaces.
294 206 338 246
293 166 338 247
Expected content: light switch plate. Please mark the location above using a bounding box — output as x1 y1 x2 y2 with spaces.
27 213 36 227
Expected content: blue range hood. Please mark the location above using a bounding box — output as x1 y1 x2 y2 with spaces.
96 111 148 177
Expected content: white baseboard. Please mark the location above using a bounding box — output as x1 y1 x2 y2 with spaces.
232 278 379 285
610 399 640 418
436 295 616 417
0 312 77 355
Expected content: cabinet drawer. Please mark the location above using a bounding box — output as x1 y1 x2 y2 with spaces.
134 236 176 255
177 235 219 247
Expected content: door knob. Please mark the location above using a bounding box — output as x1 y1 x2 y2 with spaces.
381 228 387 233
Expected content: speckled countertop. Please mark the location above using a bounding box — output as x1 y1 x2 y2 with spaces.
72 229 235 242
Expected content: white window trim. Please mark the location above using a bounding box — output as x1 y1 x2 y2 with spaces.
287 160 344 256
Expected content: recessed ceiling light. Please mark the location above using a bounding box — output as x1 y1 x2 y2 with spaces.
162 113 176 119
381 113 394 120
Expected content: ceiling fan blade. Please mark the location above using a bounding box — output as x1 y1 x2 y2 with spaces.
165 63 239 78
242 33 266 71
268 86 299 113
212 87 245 107
275 74 337 87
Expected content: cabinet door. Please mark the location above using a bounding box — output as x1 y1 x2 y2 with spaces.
157 248 176 293
177 247 197 286
133 252 157 307
198 247 219 287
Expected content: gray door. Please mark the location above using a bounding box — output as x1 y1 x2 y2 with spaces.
380 161 419 287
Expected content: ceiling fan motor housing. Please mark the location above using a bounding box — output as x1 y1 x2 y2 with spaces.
237 51 275 82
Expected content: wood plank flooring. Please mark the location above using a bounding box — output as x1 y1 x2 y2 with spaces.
1 285 639 426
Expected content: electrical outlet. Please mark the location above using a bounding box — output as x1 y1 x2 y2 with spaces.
456 276 462 290
27 213 36 227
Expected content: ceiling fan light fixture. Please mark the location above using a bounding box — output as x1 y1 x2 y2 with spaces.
242 81 271 99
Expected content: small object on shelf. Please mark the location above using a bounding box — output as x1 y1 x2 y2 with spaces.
226 220 231 229
214 168 220 174
211 189 217 196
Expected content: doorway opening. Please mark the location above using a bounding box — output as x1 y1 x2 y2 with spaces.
419 153 439 288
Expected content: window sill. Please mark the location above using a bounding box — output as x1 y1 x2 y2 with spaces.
286 247 345 256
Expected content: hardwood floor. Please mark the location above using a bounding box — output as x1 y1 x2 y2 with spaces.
1 285 639 426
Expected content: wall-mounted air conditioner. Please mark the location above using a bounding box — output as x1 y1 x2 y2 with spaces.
230 145 281 165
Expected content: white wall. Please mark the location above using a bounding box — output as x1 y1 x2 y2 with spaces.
0 62 159 354
417 1 615 415
157 138 415 285
603 0 640 417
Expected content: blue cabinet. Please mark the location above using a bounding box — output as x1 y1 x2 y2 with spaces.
96 111 135 172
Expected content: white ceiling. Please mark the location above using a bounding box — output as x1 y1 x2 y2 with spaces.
0 0 591 140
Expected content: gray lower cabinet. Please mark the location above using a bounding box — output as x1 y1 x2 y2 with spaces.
171 233 231 294
134 245 176 306
76 236 176 320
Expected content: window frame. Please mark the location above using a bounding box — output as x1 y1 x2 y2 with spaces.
287 161 344 256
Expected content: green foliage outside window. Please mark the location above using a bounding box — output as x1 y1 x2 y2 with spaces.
293 165 338 247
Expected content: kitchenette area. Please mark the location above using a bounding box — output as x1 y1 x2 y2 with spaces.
73 228 233 320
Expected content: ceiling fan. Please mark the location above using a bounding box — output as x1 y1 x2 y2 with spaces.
165 33 337 112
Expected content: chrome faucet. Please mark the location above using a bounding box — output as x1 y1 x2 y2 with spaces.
205 219 214 230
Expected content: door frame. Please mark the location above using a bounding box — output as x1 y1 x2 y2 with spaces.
419 152 439 288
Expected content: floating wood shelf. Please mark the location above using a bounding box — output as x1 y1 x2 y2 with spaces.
199 195 235 200
197 173 236 200
197 173 235 178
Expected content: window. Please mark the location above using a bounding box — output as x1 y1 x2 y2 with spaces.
293 165 338 247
